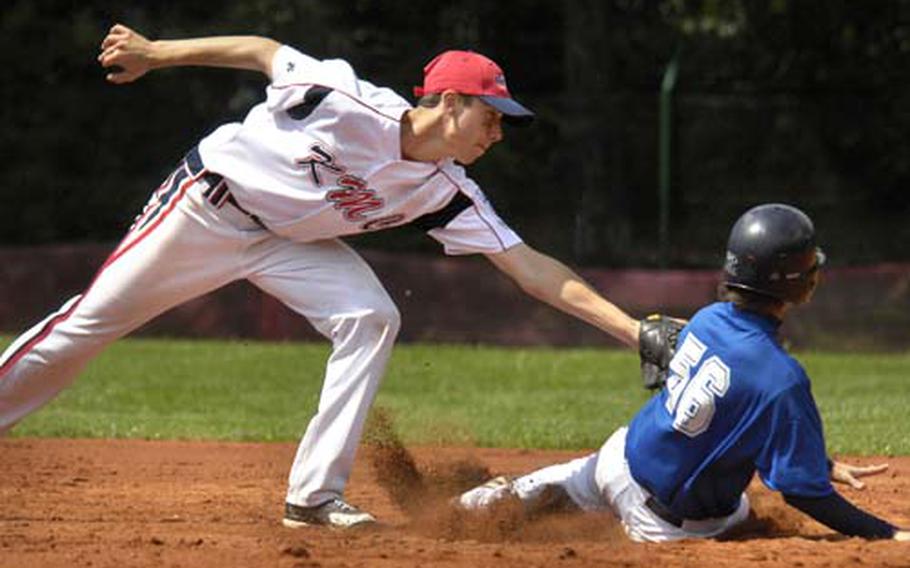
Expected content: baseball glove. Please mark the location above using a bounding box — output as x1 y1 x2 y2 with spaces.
638 314 686 390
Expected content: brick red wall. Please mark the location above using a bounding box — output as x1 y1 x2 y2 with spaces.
1 244 907 350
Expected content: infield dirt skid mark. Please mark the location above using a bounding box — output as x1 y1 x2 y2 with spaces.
362 407 634 545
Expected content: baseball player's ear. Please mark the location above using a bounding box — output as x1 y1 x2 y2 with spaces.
441 91 461 114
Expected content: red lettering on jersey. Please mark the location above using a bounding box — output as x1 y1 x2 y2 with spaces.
326 175 385 221
361 214 405 231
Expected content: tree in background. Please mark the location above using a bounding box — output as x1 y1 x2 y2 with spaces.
1 0 907 265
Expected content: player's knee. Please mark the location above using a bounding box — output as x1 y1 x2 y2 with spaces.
377 301 402 337
358 298 401 339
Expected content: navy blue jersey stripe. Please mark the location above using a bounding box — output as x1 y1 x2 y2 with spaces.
185 146 204 174
410 192 473 232
287 86 333 121
209 181 229 206
137 167 188 232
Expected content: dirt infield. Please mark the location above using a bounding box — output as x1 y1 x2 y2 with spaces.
2 438 909 568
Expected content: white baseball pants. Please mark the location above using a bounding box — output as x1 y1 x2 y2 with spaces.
460 427 749 542
0 152 400 508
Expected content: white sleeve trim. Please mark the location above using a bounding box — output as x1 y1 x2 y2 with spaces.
270 45 320 85
425 166 524 255
427 201 523 255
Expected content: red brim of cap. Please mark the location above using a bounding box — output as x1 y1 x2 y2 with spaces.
478 95 535 126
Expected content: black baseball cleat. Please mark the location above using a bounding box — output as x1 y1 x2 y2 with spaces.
282 499 376 529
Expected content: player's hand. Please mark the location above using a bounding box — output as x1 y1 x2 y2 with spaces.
831 460 889 490
98 24 155 84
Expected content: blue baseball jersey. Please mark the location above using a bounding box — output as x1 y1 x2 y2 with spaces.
625 302 833 520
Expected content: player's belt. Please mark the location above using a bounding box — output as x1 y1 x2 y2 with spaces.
184 146 268 230
644 496 683 528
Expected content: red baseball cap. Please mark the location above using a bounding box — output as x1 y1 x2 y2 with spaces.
413 50 534 125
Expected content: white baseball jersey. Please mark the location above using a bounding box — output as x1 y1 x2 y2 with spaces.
198 45 522 255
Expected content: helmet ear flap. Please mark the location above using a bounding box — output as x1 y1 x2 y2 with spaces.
797 262 822 304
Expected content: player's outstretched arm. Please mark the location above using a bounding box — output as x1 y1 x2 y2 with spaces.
486 243 639 347
829 462 910 541
98 24 281 84
784 490 899 539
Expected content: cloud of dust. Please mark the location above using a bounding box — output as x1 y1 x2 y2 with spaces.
361 408 628 544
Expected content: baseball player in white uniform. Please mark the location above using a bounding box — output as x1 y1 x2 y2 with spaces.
0 25 662 529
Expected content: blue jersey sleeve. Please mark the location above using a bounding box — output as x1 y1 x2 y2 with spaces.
756 380 834 498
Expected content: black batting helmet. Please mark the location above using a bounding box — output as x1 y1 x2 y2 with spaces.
723 203 825 303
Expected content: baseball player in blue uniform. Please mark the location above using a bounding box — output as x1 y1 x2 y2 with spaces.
0 25 680 529
459 204 910 542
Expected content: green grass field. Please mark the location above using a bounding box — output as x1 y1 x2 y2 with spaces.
2 336 908 455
